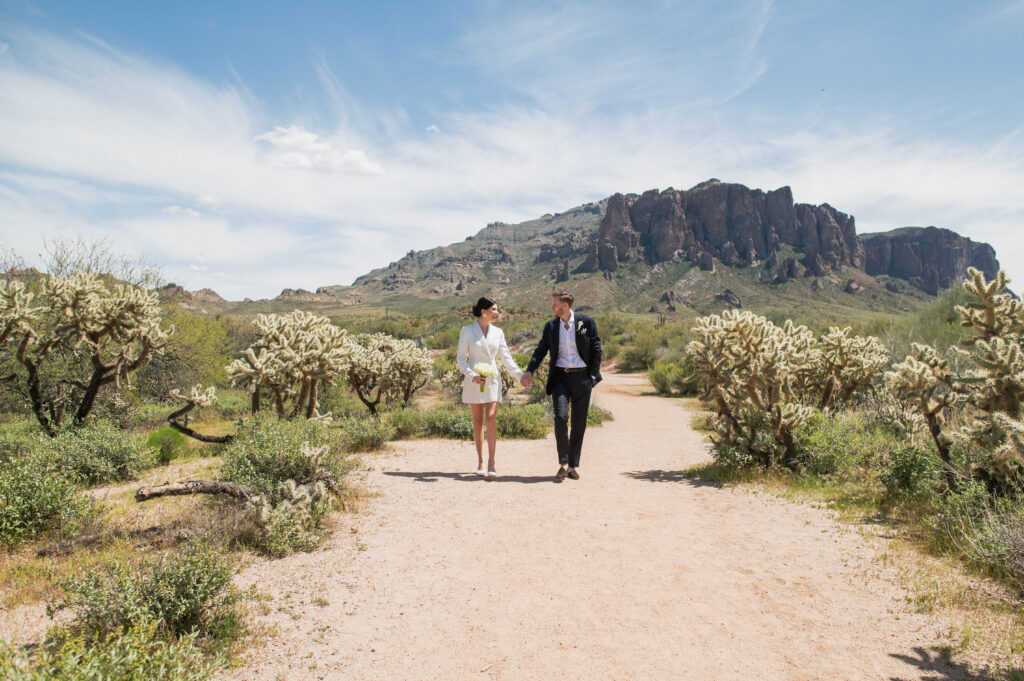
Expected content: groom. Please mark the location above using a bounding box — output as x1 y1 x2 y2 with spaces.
521 291 602 482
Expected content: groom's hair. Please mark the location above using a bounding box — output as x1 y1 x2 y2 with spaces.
551 291 574 307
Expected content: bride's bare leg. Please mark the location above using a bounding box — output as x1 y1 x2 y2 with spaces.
486 401 498 472
470 403 485 468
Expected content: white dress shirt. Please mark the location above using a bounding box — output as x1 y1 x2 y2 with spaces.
556 311 587 369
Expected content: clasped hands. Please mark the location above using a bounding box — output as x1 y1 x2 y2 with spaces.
520 371 533 388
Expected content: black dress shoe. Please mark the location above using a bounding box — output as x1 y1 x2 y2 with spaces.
555 468 567 481
567 469 580 480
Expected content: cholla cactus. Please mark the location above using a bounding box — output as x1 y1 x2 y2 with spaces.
687 310 816 467
226 311 349 419
246 477 335 556
343 332 432 414
957 268 1024 343
952 268 1024 488
817 326 888 404
0 272 172 434
885 343 958 487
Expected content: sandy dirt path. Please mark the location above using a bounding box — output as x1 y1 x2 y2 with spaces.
220 372 968 681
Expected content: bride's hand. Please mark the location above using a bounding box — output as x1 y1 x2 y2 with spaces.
472 376 486 385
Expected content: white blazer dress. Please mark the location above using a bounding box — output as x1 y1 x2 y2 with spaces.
456 322 524 404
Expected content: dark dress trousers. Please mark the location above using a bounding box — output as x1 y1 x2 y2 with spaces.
525 314 603 467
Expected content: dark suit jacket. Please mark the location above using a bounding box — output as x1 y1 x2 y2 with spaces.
525 313 603 395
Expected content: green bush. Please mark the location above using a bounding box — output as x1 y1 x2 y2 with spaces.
0 420 47 463
317 388 371 420
648 357 699 396
50 421 156 486
51 540 242 643
0 453 96 547
214 390 250 420
338 416 393 452
220 412 352 496
385 407 427 439
0 622 218 681
424 405 474 440
795 411 891 477
880 443 942 502
617 330 658 371
496 404 549 439
147 427 188 465
587 405 614 426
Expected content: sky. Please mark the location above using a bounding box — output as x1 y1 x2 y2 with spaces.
0 0 1022 300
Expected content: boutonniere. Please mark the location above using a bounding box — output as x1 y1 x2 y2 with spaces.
576 320 584 333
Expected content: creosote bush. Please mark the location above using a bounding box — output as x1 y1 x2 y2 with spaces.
147 426 189 465
0 622 217 681
0 451 96 547
50 539 241 644
496 403 549 439
48 420 155 485
338 416 393 452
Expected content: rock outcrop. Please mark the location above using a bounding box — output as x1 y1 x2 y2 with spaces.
586 180 864 278
861 227 1000 295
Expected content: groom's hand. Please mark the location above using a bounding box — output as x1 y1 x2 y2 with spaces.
520 371 532 387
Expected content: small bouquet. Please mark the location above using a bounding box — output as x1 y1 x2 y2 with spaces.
472 362 495 393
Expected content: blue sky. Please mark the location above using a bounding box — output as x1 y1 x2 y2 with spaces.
1 0 1022 299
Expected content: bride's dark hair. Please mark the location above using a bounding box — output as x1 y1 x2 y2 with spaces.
472 296 496 318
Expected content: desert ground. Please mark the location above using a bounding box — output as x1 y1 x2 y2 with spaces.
216 371 973 681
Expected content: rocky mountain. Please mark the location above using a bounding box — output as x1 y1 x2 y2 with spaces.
324 179 999 318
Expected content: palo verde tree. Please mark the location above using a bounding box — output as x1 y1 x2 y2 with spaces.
0 272 172 435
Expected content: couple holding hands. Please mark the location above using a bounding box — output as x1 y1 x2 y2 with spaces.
456 291 602 482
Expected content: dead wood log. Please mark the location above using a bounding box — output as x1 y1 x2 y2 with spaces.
135 480 255 502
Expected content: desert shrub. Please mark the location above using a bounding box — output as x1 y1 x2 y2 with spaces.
51 539 241 643
220 412 351 496
617 329 658 371
496 403 549 439
246 479 335 557
587 405 614 426
0 622 217 681
880 442 943 502
0 420 47 462
0 453 95 546
214 390 250 420
648 356 698 396
135 308 233 401
130 401 173 430
386 407 427 439
795 411 891 477
338 416 393 452
147 427 188 465
49 420 156 486
424 405 474 440
951 494 1024 590
318 388 372 420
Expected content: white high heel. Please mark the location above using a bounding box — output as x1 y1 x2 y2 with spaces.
486 469 497 477
476 467 486 476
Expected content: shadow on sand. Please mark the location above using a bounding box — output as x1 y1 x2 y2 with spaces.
621 469 720 487
888 646 1011 680
382 471 556 484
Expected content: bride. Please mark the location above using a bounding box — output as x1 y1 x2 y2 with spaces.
456 296 524 477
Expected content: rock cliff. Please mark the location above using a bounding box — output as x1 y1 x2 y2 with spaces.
578 179 864 276
860 226 1000 294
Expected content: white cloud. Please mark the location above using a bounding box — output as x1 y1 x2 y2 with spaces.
253 125 384 175
162 205 201 218
426 124 439 133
